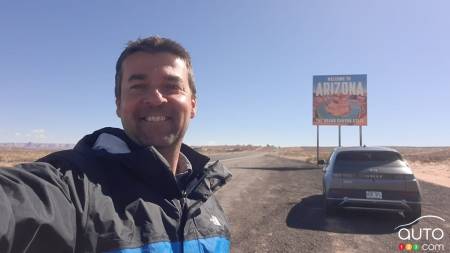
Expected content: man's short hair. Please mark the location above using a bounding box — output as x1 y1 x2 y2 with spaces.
115 36 196 99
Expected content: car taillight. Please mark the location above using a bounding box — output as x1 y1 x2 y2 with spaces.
391 174 404 180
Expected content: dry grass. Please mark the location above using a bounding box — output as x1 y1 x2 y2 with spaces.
0 148 56 167
274 146 450 187
274 147 334 163
395 147 450 163
2 146 449 167
194 145 264 155
2 146 449 187
274 146 450 164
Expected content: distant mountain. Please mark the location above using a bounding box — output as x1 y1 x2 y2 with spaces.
0 142 74 150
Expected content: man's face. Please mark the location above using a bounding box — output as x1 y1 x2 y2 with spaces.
116 52 196 149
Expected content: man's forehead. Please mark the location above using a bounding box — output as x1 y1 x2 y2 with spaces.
122 52 188 79
123 52 186 68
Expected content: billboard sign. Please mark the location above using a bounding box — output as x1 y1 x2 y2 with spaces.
313 74 367 126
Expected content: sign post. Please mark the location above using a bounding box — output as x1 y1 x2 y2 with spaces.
359 125 362 146
338 125 341 147
316 125 320 162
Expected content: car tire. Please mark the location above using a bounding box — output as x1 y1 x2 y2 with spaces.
406 205 421 221
323 194 337 216
325 201 338 216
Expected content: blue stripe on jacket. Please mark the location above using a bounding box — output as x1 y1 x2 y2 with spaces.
106 236 230 253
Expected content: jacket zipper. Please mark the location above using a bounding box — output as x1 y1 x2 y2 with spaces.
178 190 188 253
177 161 230 252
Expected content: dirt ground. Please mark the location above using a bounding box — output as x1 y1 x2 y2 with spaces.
407 159 450 187
215 153 450 252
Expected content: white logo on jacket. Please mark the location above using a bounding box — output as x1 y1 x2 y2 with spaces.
210 215 221 226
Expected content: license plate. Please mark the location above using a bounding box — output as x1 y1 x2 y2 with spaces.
366 191 382 199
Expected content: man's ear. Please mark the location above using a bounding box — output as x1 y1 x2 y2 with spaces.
115 97 121 118
190 98 197 119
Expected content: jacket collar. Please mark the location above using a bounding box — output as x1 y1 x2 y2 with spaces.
75 127 211 170
73 127 222 199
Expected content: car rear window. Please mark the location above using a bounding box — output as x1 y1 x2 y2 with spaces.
336 151 402 162
334 151 404 172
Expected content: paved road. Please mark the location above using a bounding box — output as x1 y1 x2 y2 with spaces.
213 153 450 253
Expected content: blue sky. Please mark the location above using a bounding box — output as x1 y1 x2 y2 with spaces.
1 0 449 146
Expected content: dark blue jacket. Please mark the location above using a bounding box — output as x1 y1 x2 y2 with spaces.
0 127 232 252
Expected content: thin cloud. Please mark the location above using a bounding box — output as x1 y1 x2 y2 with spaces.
31 129 47 140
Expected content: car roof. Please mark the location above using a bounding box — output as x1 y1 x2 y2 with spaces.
333 146 400 153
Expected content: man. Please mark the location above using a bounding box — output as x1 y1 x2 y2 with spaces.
0 36 232 252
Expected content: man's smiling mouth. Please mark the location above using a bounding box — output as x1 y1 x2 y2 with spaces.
143 116 169 122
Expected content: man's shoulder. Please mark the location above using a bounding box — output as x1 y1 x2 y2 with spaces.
37 149 94 173
36 127 119 171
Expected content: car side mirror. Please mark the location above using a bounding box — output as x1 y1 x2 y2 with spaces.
318 159 326 165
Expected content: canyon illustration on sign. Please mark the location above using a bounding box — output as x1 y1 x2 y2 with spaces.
313 74 367 126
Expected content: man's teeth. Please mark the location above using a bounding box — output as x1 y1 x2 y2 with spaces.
145 116 167 122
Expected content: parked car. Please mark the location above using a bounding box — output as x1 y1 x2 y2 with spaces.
321 146 422 219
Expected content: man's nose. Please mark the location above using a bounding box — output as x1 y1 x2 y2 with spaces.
143 88 167 106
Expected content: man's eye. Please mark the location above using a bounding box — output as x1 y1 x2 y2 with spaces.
167 84 182 90
162 84 183 93
130 84 144 90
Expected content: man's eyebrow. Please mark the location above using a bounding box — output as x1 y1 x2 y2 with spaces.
164 75 182 82
128 74 147 82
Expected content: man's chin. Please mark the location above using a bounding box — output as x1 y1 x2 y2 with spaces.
139 134 180 148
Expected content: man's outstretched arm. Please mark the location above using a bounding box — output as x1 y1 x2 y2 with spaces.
0 162 78 253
